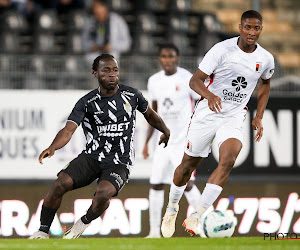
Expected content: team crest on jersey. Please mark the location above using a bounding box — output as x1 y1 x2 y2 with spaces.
123 102 132 114
256 62 262 73
187 141 192 151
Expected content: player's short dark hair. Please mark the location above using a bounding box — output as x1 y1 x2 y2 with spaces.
158 43 180 56
93 0 109 6
241 10 263 24
92 54 115 72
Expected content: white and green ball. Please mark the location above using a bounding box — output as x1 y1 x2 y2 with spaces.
202 210 235 238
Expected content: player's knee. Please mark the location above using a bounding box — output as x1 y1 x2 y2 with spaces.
178 165 193 178
185 181 194 191
94 188 113 205
219 155 236 172
52 179 70 196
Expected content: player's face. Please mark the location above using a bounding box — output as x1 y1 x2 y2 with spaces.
93 2 108 22
96 58 119 91
239 18 263 46
159 48 179 75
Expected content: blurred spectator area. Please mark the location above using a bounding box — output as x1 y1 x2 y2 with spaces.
0 0 300 91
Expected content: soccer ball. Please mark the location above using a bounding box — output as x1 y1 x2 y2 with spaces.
202 210 235 238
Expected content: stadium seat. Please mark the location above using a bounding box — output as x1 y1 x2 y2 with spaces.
66 10 88 31
136 13 160 33
0 10 28 31
168 33 194 55
0 32 20 53
140 0 168 12
133 33 156 54
276 53 300 68
111 0 132 12
64 32 84 54
33 10 60 32
32 32 58 54
169 15 190 32
172 0 192 12
200 13 221 33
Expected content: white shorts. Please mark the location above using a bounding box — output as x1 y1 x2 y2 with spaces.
184 110 247 158
150 144 196 185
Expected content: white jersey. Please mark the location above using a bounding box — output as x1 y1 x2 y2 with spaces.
148 67 200 145
196 36 275 117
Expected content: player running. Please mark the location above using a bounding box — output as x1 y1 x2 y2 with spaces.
161 10 275 237
29 54 170 239
143 43 202 238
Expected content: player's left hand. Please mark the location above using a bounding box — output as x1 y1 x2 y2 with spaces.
159 133 170 148
252 116 263 142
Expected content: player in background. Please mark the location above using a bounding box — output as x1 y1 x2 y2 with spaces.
143 43 202 238
161 10 275 237
29 54 170 239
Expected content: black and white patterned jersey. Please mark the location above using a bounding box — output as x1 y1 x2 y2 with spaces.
67 84 148 166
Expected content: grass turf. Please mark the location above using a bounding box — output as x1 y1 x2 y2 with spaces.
0 237 299 250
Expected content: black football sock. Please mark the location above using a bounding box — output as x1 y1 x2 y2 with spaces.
39 205 58 234
81 205 101 224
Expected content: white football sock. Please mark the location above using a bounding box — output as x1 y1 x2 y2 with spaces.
184 184 202 210
197 183 223 216
167 183 187 212
149 189 164 235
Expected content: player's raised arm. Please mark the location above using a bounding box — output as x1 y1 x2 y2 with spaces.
143 106 170 147
39 121 78 164
190 69 222 113
252 78 271 142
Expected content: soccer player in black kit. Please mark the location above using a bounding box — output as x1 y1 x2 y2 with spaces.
29 54 170 239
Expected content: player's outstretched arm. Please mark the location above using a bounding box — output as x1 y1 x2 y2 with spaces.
252 78 271 142
39 121 78 164
142 101 157 158
143 106 170 148
190 69 222 113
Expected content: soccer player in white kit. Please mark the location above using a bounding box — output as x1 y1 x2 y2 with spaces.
161 10 275 237
143 43 202 238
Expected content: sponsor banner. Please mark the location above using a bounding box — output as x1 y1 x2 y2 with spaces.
203 97 300 175
0 91 299 179
0 90 152 180
0 183 299 238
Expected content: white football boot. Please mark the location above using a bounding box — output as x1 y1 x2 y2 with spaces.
63 219 90 239
161 204 179 238
182 212 200 236
28 231 49 239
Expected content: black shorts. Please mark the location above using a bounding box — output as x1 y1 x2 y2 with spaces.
58 153 130 196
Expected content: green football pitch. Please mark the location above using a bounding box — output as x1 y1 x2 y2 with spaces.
0 237 299 250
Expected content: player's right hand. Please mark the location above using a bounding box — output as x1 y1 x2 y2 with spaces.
207 94 222 113
143 143 149 159
39 146 55 164
159 132 170 148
